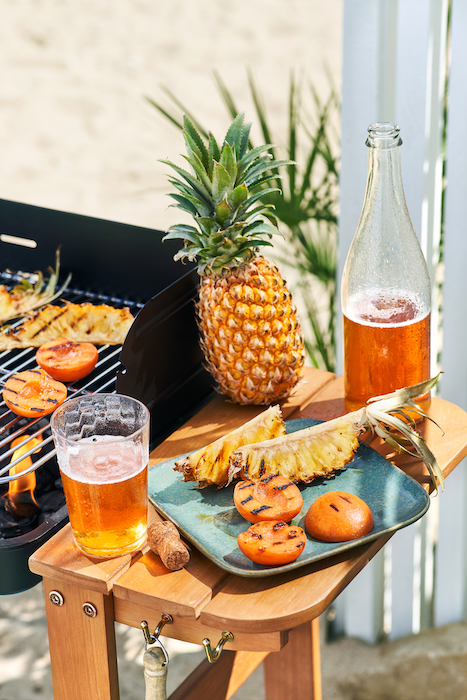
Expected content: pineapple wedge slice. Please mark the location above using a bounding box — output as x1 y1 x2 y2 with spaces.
0 301 134 349
174 404 285 488
229 415 361 484
229 376 444 492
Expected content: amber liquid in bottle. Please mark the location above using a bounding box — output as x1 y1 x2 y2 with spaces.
343 290 431 412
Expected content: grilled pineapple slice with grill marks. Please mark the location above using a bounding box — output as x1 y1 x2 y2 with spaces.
0 302 134 349
174 404 285 488
230 415 361 483
229 377 444 492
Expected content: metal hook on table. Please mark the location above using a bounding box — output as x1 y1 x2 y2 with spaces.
140 614 173 667
202 631 234 663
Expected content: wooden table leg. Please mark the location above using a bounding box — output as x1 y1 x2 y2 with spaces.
42 578 120 700
169 650 269 700
263 618 322 700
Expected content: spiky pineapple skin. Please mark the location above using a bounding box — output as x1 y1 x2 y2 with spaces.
197 257 305 405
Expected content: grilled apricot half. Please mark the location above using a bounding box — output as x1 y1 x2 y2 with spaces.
3 368 67 418
36 338 98 382
237 520 306 566
234 474 303 523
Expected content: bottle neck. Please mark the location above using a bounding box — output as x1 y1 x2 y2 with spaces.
364 143 406 213
363 122 406 212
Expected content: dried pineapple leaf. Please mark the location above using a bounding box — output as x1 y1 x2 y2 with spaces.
0 247 71 325
366 404 444 492
367 375 440 407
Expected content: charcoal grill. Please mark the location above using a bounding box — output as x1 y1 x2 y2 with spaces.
0 198 213 594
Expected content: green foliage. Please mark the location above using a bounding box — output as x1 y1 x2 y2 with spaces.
160 113 294 277
147 70 340 370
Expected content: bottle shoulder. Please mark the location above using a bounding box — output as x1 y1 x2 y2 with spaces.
341 226 431 307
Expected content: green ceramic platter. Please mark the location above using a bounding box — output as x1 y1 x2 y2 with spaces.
148 418 430 578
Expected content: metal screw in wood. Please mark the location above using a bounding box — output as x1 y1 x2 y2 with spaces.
82 602 98 618
49 590 64 607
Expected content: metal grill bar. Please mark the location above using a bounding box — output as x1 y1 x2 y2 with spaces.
0 279 141 486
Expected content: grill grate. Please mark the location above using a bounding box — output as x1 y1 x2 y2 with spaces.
0 275 143 486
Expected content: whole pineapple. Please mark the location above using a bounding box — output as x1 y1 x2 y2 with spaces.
161 113 305 405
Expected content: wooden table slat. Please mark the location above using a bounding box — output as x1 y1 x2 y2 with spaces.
112 548 229 622
113 595 287 652
29 524 140 594
198 535 391 634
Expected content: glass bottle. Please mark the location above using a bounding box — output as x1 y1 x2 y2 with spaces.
341 122 432 413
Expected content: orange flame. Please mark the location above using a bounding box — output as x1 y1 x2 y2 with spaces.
4 435 43 518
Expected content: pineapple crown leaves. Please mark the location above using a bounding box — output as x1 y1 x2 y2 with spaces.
160 113 296 276
363 374 445 492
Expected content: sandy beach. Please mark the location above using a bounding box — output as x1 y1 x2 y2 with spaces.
0 0 342 235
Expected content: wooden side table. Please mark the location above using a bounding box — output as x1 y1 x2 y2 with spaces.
29 368 467 700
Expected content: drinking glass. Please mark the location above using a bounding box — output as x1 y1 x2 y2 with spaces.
51 393 149 558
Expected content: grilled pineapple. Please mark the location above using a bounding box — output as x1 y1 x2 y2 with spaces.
0 302 134 349
230 415 361 484
229 376 444 492
174 404 285 488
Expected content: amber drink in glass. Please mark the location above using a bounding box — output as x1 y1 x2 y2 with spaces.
51 394 149 558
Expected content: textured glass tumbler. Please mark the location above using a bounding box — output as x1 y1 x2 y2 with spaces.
51 394 150 558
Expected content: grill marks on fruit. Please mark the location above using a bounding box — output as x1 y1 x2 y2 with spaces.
237 520 307 565
43 340 73 353
233 474 303 524
0 302 134 350
304 491 375 543
229 415 362 484
2 368 67 418
31 307 68 339
329 495 353 513
35 337 99 382
261 474 280 485
174 405 285 488
240 494 254 505
251 505 272 515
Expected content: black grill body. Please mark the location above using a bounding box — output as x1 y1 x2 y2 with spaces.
0 198 213 593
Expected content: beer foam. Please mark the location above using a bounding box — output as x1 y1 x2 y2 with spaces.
62 434 146 483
